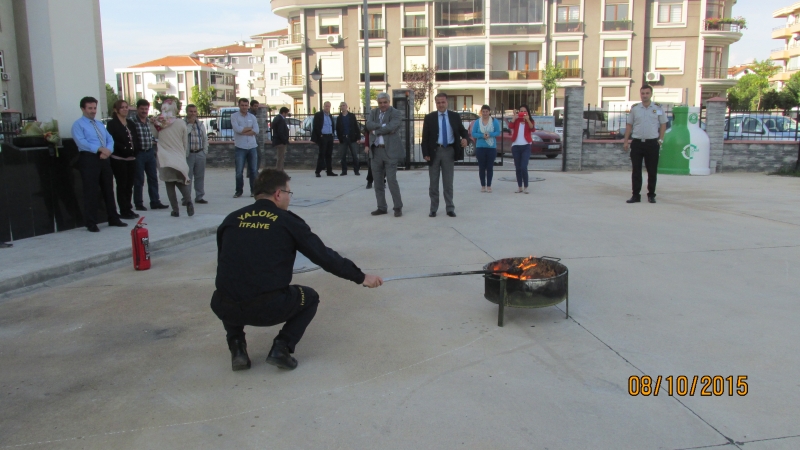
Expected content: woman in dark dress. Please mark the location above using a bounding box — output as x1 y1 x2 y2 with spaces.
106 100 140 219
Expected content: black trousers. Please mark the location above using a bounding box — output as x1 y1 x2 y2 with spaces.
110 158 136 216
315 135 334 174
630 140 660 198
210 286 320 353
78 152 120 227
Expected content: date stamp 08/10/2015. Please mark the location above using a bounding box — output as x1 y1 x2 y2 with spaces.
628 375 749 397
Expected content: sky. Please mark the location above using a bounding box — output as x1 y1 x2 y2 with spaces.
100 0 781 86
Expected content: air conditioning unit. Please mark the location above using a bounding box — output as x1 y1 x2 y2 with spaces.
326 35 340 45
1 73 9 81
645 71 661 83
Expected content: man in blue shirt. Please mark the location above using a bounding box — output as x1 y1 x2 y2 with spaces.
71 96 127 232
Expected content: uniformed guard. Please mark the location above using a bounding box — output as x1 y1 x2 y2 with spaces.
623 85 667 204
211 169 383 371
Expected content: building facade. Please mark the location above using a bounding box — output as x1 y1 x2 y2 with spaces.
270 0 741 114
194 42 263 101
250 29 296 110
115 56 237 113
770 2 800 87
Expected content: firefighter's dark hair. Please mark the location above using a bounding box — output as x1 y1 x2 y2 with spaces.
254 169 291 197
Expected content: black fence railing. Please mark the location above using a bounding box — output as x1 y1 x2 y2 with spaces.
402 27 428 38
601 67 630 78
490 70 542 80
434 25 485 37
724 110 800 141
361 29 386 39
578 104 679 140
603 20 633 31
490 24 546 35
554 22 583 33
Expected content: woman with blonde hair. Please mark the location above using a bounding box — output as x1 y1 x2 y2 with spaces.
106 99 139 219
153 99 193 217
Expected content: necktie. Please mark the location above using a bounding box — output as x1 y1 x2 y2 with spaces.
440 113 447 146
90 120 106 149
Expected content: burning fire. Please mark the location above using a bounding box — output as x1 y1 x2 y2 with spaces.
488 256 557 280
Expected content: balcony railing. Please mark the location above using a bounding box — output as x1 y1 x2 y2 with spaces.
280 75 305 86
703 21 742 32
434 25 485 37
602 20 633 31
489 70 542 80
601 67 630 78
490 24 545 35
402 27 428 38
435 71 485 82
147 81 170 90
561 68 582 78
699 67 727 79
554 22 583 33
278 33 304 46
360 73 386 82
361 29 386 39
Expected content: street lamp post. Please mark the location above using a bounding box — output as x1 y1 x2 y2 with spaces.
310 61 323 113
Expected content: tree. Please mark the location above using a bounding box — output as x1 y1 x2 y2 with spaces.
190 85 216 115
542 62 566 114
403 64 436 113
360 88 380 110
105 83 119 115
728 59 780 110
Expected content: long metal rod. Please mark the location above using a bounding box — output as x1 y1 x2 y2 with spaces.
383 269 502 282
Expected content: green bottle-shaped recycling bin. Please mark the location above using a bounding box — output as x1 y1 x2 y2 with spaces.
658 106 711 175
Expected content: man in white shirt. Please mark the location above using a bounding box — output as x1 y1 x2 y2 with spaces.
231 98 259 198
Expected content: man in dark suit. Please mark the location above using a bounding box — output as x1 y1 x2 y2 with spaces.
271 107 291 171
335 101 361 176
310 101 337 177
421 93 469 218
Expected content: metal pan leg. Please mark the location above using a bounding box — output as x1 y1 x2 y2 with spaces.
498 276 507 327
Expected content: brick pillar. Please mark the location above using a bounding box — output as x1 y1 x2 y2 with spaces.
564 86 585 171
704 97 727 173
256 105 268 169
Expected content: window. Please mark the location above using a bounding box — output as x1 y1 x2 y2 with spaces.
177 73 184 83
658 1 683 24
269 56 278 64
178 91 185 101
135 74 141 84
435 45 485 70
508 51 539 71
448 95 473 111
0 51 5 73
603 56 627 68
605 3 628 21
556 55 580 68
231 57 239 64
268 40 277 48
368 13 383 29
249 70 255 77
319 13 340 35
2 92 7 109
155 74 166 82
249 57 255 63
652 41 685 73
270 89 278 96
557 6 580 22
270 72 278 80
434 0 483 26
405 13 426 28
490 0 544 24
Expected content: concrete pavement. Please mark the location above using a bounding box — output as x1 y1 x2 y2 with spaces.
1 167 799 449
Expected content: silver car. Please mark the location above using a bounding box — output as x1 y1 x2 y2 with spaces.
724 114 799 141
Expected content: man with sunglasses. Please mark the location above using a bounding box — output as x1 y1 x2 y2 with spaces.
211 169 383 372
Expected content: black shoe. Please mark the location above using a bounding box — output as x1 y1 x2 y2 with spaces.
120 212 139 220
371 209 388 216
648 196 656 204
171 211 179 217
135 205 148 211
228 339 251 371
151 203 170 210
187 202 194 217
250 193 254 197
266 340 297 370
394 209 402 217
366 182 373 189
340 172 348 176
0 242 12 248
196 199 208 204
354 172 360 176
429 212 436 217
626 196 641 204
316 172 321 178
233 192 242 198
87 224 100 232
447 211 457 217
108 220 128 227
326 172 338 177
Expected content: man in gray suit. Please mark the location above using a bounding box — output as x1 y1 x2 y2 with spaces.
365 92 403 217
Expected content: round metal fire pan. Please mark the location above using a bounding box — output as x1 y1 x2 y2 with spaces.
482 257 568 309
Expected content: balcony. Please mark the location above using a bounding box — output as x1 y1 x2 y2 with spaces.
701 20 744 45
252 48 264 57
771 23 800 39
279 75 304 97
252 79 266 88
560 68 582 78
147 81 170 90
253 63 265 73
277 33 304 58
360 73 386 82
435 71 485 82
770 70 795 82
361 29 386 39
698 67 736 87
602 20 633 32
554 22 583 33
490 24 546 35
489 70 542 80
402 27 428 38
601 67 630 78
434 25 484 38
771 48 790 61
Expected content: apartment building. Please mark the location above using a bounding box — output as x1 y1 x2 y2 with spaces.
115 56 237 113
194 42 263 100
250 29 295 110
270 0 741 114
770 2 800 87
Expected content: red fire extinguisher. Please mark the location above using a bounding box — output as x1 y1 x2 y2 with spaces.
131 217 151 270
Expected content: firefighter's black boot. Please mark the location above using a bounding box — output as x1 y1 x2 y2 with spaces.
228 339 251 371
266 340 297 370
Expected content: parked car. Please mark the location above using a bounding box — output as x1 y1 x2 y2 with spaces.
206 107 238 140
466 116 561 158
724 114 799 140
553 107 612 138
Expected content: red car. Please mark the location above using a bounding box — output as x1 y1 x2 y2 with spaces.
466 116 562 159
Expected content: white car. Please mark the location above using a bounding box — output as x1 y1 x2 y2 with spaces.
724 114 799 141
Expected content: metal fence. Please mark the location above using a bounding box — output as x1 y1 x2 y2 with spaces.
723 110 800 141
579 104 709 140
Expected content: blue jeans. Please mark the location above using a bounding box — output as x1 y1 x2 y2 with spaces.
134 147 161 207
511 144 531 188
475 147 497 187
235 147 258 195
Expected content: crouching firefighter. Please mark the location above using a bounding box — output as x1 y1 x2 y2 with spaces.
211 169 383 371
